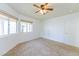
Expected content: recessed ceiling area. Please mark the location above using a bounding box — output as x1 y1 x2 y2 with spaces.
7 3 79 20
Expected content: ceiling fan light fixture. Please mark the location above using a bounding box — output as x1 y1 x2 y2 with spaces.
33 3 53 15
40 10 47 15
40 10 43 14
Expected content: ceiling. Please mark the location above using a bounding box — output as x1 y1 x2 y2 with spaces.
7 3 79 20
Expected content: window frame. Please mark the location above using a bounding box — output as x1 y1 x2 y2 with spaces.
20 20 33 33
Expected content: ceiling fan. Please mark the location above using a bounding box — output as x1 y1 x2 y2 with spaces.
33 3 53 15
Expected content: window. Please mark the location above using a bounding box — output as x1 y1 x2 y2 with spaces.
0 14 8 35
27 23 32 32
21 21 27 32
3 19 8 35
9 18 17 34
0 19 3 35
20 21 32 32
0 13 17 36
0 12 33 36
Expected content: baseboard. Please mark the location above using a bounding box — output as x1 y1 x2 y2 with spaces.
41 36 79 48
2 37 40 56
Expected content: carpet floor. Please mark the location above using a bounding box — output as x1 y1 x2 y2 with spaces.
4 38 79 56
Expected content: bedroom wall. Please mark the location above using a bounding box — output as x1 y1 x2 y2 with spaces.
41 12 79 48
0 3 40 55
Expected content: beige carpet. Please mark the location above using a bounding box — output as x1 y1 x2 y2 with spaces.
4 38 79 56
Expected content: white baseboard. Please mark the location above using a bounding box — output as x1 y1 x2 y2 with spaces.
41 36 79 48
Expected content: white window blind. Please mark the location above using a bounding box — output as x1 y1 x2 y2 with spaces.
20 20 32 32
0 14 8 35
9 18 17 34
3 19 8 35
0 11 33 37
21 21 27 32
0 12 17 36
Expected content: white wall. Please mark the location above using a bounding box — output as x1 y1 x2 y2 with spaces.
0 4 40 55
41 13 79 48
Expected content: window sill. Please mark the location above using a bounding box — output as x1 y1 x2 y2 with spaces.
0 35 9 39
0 33 17 39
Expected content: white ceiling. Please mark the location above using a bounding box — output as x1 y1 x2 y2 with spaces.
7 3 79 20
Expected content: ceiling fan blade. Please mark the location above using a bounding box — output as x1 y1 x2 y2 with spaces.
35 10 40 13
45 3 48 5
47 8 53 11
33 4 40 8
